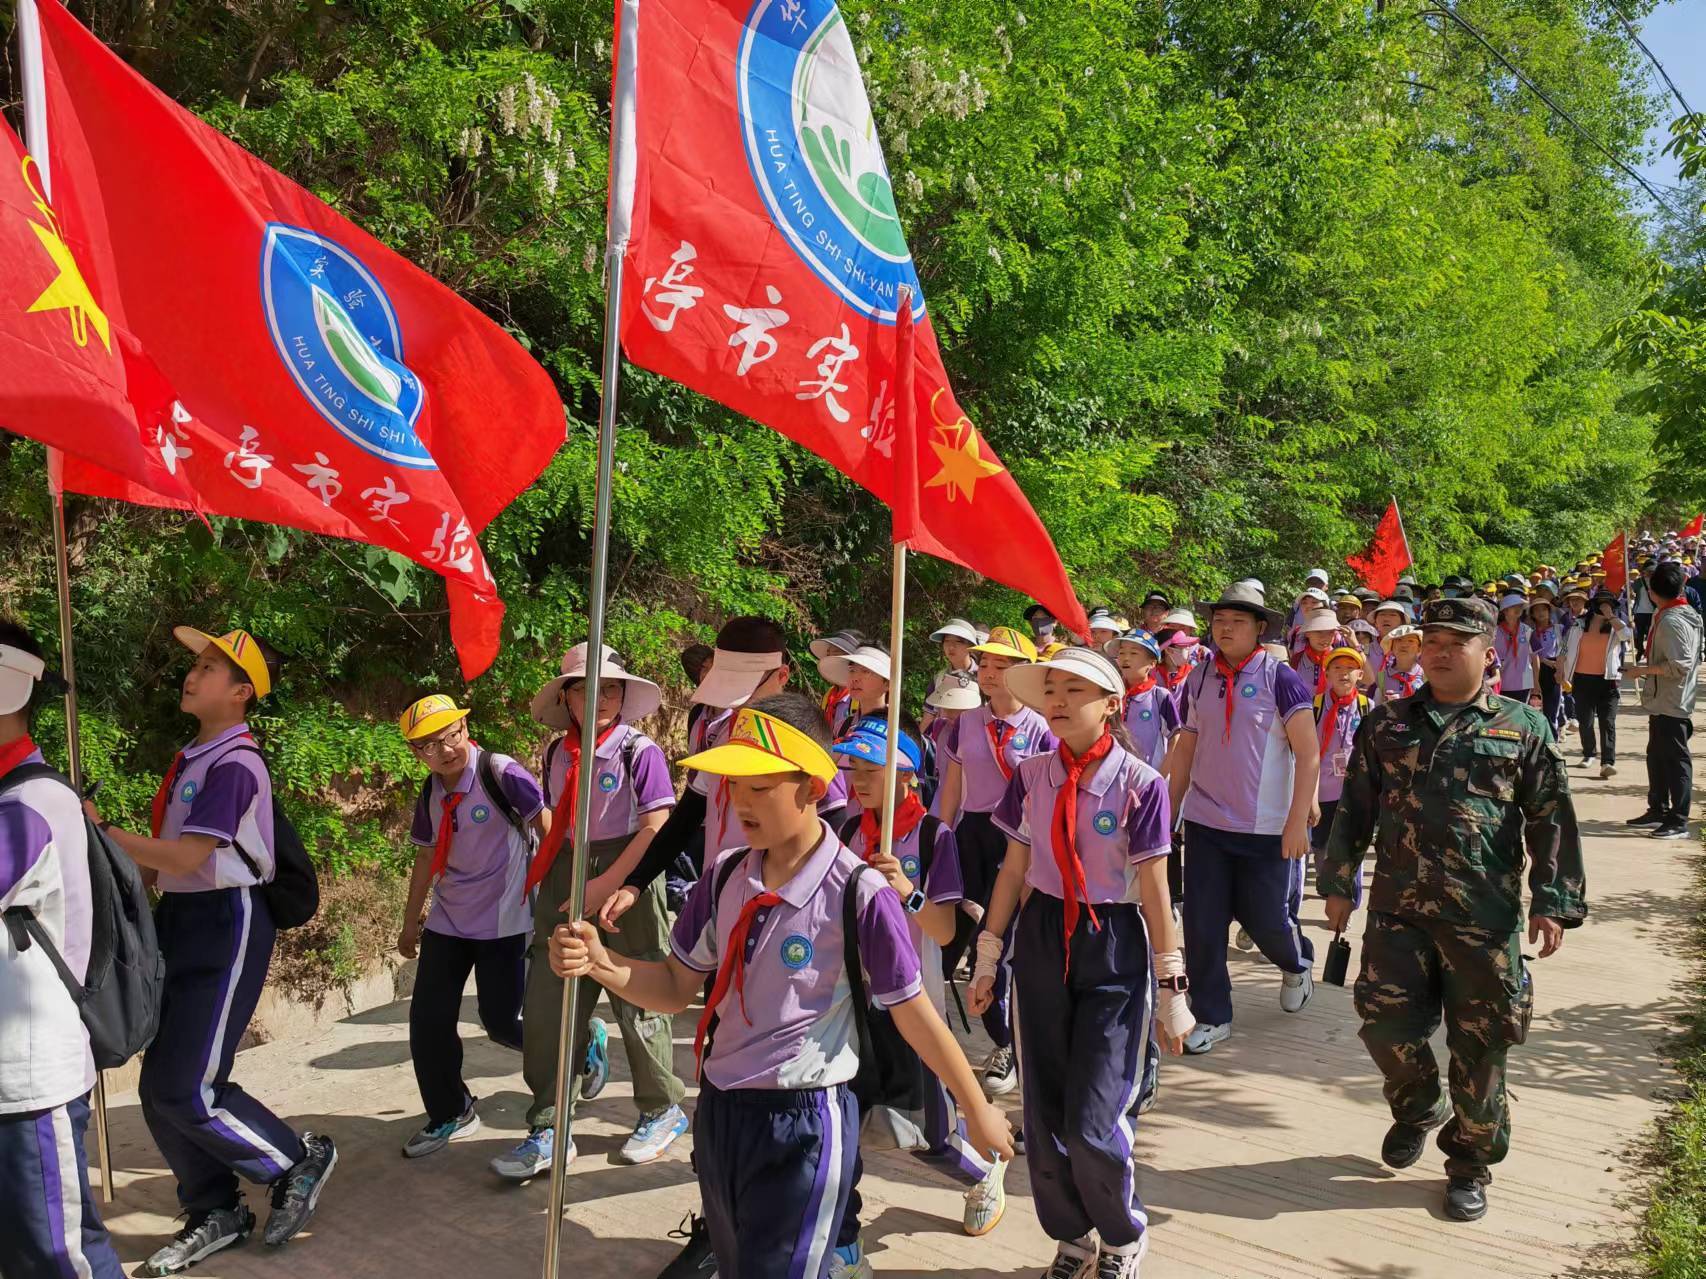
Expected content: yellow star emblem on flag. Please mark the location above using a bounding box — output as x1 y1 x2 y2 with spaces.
20 157 110 353
924 389 1003 502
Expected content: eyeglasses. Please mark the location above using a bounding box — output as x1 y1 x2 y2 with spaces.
409 722 467 757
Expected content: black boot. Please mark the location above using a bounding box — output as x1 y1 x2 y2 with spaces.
1380 1101 1450 1170
1444 1177 1488 1221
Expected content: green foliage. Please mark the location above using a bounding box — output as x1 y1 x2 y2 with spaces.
0 0 1675 991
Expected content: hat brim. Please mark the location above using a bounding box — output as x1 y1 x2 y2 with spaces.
1197 600 1283 639
691 661 779 709
809 637 858 660
818 653 891 686
925 688 982 710
530 671 663 729
971 642 1033 662
1004 656 1121 713
680 741 836 782
173 626 271 698
930 624 978 644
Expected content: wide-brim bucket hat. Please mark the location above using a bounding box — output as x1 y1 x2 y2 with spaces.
1196 583 1283 640
531 642 662 728
1005 646 1123 712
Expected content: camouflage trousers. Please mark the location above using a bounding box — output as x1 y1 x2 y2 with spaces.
1353 912 1533 1183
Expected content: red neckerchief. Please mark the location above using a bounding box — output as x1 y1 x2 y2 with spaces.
1649 598 1687 659
1051 732 1114 973
1318 691 1359 759
986 718 1018 782
0 735 38 781
428 792 465 881
1213 650 1260 741
524 721 621 897
1162 662 1190 690
1392 666 1421 697
1497 620 1522 666
693 886 783 1077
858 792 927 861
1295 646 1331 696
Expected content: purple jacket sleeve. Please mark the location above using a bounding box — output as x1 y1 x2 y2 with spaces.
0 802 53 906
670 850 733 972
497 759 546 822
1125 772 1172 861
409 781 436 847
854 875 923 1008
1272 663 1313 721
630 740 677 814
923 822 964 904
182 760 259 843
990 765 1032 845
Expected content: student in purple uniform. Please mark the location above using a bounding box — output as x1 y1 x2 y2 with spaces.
811 630 867 740
828 720 1007 1273
1377 625 1425 703
1166 584 1320 1056
1292 612 1341 695
549 694 1013 1279
1528 598 1565 731
89 626 335 1273
491 645 686 1181
1492 595 1542 708
969 648 1193 1279
936 625 1058 1097
1110 629 1180 771
397 694 548 1160
1312 648 1371 910
0 624 125 1279
819 644 892 825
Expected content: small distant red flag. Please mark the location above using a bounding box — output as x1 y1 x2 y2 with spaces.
1602 533 1627 594
1345 499 1412 597
1682 512 1703 538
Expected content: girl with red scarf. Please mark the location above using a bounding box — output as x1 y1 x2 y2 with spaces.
1312 649 1371 909
969 648 1192 1279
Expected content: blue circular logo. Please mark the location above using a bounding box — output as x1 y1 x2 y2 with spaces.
1241 684 1258 699
780 934 814 970
470 804 491 824
598 772 619 793
1092 811 1117 836
179 780 198 803
901 856 921 880
1139 709 1153 721
737 0 925 323
1012 734 1030 750
260 224 431 468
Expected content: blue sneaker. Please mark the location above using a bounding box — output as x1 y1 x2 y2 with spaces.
618 1104 689 1165
581 1017 611 1100
490 1125 575 1181
829 1242 872 1279
402 1099 479 1159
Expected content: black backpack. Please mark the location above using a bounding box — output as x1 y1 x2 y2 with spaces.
215 744 319 930
1 764 164 1068
413 748 545 849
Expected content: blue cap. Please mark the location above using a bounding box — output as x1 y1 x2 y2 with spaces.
830 715 923 772
1114 629 1164 661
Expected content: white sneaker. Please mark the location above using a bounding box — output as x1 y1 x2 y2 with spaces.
1093 1234 1149 1278
1183 1022 1231 1054
1280 969 1314 1013
1600 764 1617 779
1043 1238 1099 1279
1581 756 1598 770
982 1047 1017 1097
1564 720 1577 735
1233 927 1255 951
963 1158 1008 1236
828 1243 873 1279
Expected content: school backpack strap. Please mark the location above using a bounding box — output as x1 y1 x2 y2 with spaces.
695 849 757 1075
837 810 863 845
476 749 528 836
841 862 877 1082
210 743 320 930
916 814 941 884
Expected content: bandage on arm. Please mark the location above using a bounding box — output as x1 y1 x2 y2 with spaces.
972 929 1004 987
1155 949 1195 1037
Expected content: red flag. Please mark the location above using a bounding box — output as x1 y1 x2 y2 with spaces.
1683 513 1703 538
1602 533 1627 594
14 0 564 680
608 0 1087 634
1345 499 1412 597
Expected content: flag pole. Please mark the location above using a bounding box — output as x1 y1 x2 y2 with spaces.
540 2 638 1274
18 0 112 1205
879 288 918 866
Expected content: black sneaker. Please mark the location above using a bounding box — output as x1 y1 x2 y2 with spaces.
1444 1176 1488 1221
141 1204 254 1275
1626 811 1667 828
1651 822 1691 840
264 1131 338 1247
657 1212 716 1277
1380 1101 1449 1169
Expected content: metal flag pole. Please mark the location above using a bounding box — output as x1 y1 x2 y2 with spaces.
18 0 113 1204
541 2 639 1274
877 287 918 867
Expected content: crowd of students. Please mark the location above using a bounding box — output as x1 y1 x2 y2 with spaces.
0 533 1688 1279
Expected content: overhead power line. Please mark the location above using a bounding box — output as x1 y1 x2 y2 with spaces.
1603 0 1695 119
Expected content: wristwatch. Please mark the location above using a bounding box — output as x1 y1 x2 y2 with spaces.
1157 974 1190 993
903 889 927 915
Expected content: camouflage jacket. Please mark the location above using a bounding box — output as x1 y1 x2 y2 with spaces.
1320 687 1588 933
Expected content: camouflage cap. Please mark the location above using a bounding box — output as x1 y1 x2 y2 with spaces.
1420 596 1496 636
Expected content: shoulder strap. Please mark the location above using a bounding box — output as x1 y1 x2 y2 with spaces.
476 749 526 834
841 862 876 1072
917 814 940 880
1 906 88 1003
837 811 863 844
542 737 563 793
0 761 68 797
197 742 270 881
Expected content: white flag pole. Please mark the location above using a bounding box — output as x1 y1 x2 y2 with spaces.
16 0 112 1205
540 1 640 1274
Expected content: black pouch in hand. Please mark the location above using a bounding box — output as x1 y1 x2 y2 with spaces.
1322 930 1352 987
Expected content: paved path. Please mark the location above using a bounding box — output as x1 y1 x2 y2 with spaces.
92 701 1695 1278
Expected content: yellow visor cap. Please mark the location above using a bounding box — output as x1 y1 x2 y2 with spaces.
173 627 272 699
400 693 470 741
679 707 838 782
972 626 1038 662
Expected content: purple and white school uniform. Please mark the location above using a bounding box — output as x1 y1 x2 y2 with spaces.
145 725 307 1212
671 826 921 1279
1378 655 1425 704
407 746 543 1124
991 743 1171 1252
942 703 1056 1049
1177 653 1315 1027
1311 693 1370 908
1121 683 1181 771
1493 622 1537 696
542 723 675 842
1 748 124 1279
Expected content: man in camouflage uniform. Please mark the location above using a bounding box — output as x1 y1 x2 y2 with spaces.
1320 595 1587 1222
